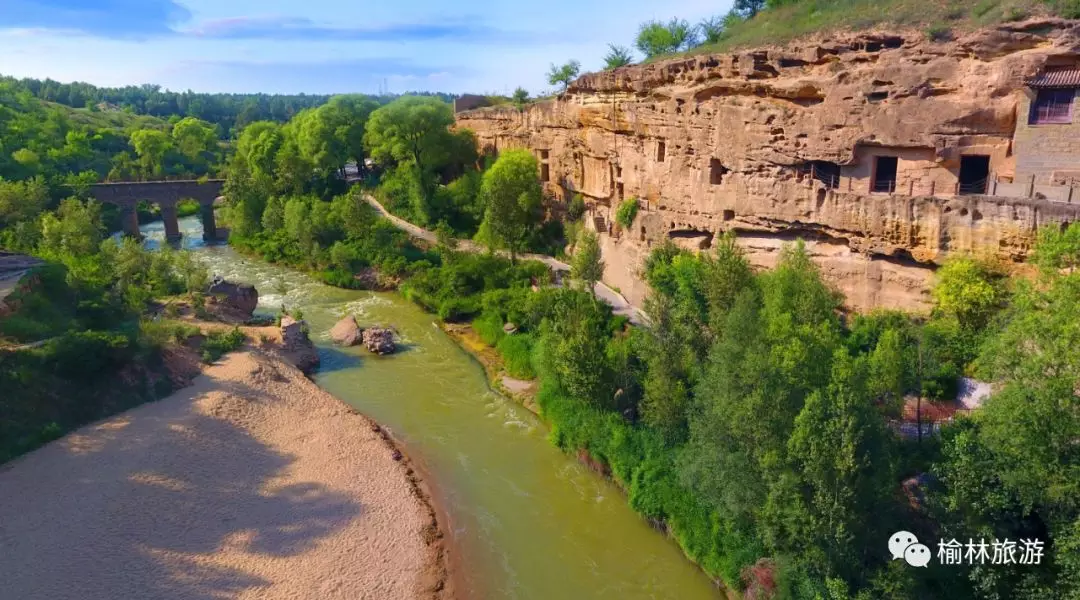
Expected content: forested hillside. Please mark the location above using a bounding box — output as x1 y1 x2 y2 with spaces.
1 75 455 136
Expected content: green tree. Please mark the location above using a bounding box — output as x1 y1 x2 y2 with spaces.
261 195 286 232
222 160 272 237
701 230 754 327
171 117 218 163
1034 222 1080 275
931 256 1006 330
0 176 48 226
129 129 172 177
867 328 909 416
39 198 104 259
640 293 694 443
571 229 604 294
512 87 530 107
776 350 895 578
735 0 766 17
364 96 456 177
698 16 726 44
635 19 698 58
479 149 543 260
293 106 348 175
323 94 379 172
547 60 581 92
235 121 284 176
603 44 634 69
541 289 614 406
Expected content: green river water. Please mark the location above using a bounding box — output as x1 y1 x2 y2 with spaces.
149 217 719 599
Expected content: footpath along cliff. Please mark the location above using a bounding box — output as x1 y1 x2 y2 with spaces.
458 19 1080 311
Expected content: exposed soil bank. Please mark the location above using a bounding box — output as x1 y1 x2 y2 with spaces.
0 333 449 600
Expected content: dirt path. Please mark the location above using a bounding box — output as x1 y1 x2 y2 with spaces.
364 194 649 326
0 343 448 600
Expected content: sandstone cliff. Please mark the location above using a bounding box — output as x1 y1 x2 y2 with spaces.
457 19 1080 311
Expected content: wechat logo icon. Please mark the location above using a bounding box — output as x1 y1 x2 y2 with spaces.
889 531 931 567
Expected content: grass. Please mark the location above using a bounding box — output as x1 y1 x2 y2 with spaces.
677 0 1077 57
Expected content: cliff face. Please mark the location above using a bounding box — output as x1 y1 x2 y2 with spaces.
457 19 1080 311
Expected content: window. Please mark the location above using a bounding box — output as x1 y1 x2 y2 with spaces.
1029 89 1075 124
656 140 666 162
872 156 898 194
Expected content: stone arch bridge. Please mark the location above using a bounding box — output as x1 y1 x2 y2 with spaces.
87 179 225 241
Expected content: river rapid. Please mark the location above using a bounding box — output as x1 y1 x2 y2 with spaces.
144 216 719 599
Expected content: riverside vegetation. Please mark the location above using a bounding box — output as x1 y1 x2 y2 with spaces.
2 20 1080 596
209 92 1080 599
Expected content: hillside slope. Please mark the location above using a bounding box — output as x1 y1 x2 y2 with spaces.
696 0 1080 55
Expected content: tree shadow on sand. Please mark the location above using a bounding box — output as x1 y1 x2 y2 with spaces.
0 375 363 600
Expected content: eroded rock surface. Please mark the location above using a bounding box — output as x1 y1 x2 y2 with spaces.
362 327 396 355
281 315 319 373
207 278 259 317
457 20 1080 311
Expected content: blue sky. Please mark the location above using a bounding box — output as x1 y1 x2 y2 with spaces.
0 0 728 95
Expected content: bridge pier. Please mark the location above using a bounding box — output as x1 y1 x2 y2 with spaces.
120 206 142 239
201 203 218 242
161 203 182 242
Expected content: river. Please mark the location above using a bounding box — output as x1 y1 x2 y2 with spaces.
143 216 719 599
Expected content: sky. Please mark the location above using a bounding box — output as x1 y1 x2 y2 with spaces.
0 0 729 96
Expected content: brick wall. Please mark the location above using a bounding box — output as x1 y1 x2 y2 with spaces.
1014 88 1080 184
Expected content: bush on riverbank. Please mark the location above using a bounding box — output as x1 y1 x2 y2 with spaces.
400 250 549 321
0 321 189 462
0 202 209 464
200 326 246 363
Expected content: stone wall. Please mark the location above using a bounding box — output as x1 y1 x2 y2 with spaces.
1014 88 1080 184
457 19 1080 311
87 179 225 209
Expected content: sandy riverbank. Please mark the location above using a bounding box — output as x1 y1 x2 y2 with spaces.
0 332 449 600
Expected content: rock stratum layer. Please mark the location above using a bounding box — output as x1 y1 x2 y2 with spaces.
457 19 1080 311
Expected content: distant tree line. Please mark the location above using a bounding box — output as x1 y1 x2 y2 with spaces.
1 75 456 137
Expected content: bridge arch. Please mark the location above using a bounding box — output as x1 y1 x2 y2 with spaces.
87 180 225 242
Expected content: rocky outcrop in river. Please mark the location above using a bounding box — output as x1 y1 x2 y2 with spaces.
330 315 364 346
207 277 259 318
281 315 319 373
362 327 396 355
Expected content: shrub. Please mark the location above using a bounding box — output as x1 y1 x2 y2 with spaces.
926 24 953 41
497 333 536 379
568 194 587 221
473 310 506 346
201 327 246 363
46 330 134 380
615 197 639 230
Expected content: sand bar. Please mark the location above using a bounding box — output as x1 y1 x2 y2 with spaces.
0 340 447 600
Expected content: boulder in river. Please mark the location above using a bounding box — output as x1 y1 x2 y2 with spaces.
207 277 259 317
281 315 319 373
330 315 363 347
362 327 396 355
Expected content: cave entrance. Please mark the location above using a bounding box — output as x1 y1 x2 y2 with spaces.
958 155 990 195
872 156 898 193
809 160 841 189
